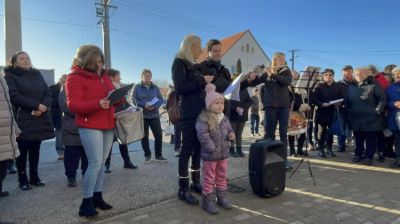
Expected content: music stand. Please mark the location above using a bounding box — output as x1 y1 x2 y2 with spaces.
289 66 321 185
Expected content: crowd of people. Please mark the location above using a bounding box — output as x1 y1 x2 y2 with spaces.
0 34 400 217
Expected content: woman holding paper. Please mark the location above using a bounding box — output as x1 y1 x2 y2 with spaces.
66 45 115 217
311 68 344 158
132 69 166 163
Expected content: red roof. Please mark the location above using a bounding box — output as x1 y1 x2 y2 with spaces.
197 30 248 63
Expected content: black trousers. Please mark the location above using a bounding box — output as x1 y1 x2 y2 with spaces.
179 119 201 178
230 121 246 150
141 118 163 158
0 160 9 192
16 140 41 180
317 123 331 149
105 143 132 166
64 145 88 178
354 131 378 159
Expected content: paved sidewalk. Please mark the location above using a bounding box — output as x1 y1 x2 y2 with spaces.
1 123 400 224
97 149 400 224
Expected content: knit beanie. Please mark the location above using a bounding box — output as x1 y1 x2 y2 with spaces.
205 83 224 109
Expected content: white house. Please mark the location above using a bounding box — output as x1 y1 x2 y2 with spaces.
198 30 271 75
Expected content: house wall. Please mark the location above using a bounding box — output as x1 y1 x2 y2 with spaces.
222 32 271 75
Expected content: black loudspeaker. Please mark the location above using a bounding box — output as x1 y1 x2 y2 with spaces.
249 139 286 198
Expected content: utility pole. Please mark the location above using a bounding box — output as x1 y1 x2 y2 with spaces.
289 49 298 71
4 0 22 64
96 0 117 68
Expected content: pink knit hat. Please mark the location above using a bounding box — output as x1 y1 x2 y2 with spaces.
205 83 224 108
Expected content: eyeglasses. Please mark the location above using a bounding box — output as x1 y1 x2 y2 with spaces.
324 73 333 77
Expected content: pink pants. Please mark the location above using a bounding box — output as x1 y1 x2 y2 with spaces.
202 159 228 194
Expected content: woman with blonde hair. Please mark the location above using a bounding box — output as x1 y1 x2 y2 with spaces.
66 45 115 217
172 35 214 205
243 52 293 169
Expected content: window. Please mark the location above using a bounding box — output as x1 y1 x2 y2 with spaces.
241 46 244 52
251 47 254 54
246 44 250 53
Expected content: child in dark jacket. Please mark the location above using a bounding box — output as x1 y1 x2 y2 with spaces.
195 84 235 214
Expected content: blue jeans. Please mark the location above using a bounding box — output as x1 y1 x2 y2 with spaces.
79 128 114 198
250 114 260 134
264 107 289 157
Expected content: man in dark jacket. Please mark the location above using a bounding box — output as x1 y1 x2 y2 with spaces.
336 65 356 152
49 74 67 160
200 39 232 116
311 68 345 158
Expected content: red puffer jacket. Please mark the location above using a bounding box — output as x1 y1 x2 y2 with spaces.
65 65 115 130
374 73 389 90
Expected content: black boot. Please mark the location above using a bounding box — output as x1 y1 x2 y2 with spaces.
327 145 336 157
377 152 385 162
229 147 238 158
7 161 16 174
93 192 113 210
178 178 199 205
120 144 137 169
29 171 45 187
319 147 327 158
190 170 202 194
236 147 245 157
0 184 9 197
289 146 296 157
79 197 98 217
105 163 112 173
18 172 32 190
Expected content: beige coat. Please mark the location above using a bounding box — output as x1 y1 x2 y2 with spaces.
0 75 20 161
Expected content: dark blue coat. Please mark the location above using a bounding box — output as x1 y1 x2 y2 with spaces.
386 82 400 131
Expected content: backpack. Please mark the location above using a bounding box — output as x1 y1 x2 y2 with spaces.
166 90 181 125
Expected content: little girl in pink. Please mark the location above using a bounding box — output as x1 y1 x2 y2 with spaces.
195 84 235 214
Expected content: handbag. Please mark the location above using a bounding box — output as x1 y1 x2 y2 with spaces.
115 106 144 144
164 123 175 136
329 107 345 136
167 90 181 125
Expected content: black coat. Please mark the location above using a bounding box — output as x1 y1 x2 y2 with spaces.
230 89 252 122
172 58 207 120
49 83 62 129
242 66 292 108
200 58 232 93
3 66 54 141
59 86 81 146
311 81 344 124
345 76 386 132
200 58 233 117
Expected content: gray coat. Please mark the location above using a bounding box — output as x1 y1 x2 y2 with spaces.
345 76 386 132
195 110 234 161
59 86 82 146
0 76 20 161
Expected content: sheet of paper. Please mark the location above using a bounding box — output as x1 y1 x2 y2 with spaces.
328 98 344 105
223 72 245 101
146 97 159 106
